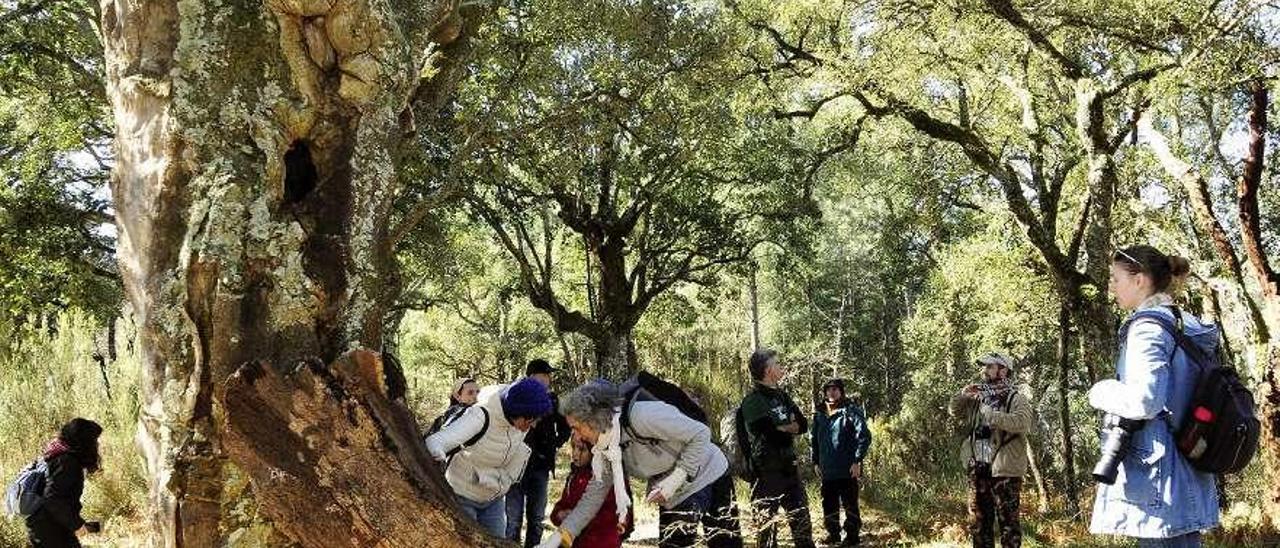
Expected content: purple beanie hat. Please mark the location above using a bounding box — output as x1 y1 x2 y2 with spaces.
501 378 553 418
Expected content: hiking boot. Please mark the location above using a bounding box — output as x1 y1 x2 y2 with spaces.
820 535 841 547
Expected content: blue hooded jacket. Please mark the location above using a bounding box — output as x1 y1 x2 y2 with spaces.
810 397 872 481
1088 300 1219 539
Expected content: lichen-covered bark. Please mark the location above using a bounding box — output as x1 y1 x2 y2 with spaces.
100 0 471 544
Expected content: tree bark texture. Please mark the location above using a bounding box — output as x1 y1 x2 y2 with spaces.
1235 79 1280 528
219 350 499 547
100 0 472 543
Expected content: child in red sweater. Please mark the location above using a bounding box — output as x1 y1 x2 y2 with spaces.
549 439 632 547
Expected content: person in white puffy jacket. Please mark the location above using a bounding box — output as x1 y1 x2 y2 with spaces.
426 378 553 537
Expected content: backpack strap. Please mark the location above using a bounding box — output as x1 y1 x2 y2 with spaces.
446 407 489 459
734 406 757 476
990 392 1021 460
1122 307 1208 433
620 387 662 446
1123 307 1214 372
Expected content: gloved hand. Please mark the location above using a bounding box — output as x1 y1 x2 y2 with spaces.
535 530 567 548
646 468 689 505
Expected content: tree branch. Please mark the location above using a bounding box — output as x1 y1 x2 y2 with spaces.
1236 79 1280 300
982 0 1085 79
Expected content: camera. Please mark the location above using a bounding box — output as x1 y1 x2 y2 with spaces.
973 425 993 440
1092 414 1146 485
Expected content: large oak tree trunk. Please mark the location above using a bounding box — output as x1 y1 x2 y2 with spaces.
100 0 476 543
593 328 636 381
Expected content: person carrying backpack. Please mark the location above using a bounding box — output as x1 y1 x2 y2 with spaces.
425 378 553 537
739 348 815 548
811 379 871 547
1088 246 1219 547
506 360 572 548
427 377 480 436
554 381 742 548
24 418 103 548
948 354 1033 548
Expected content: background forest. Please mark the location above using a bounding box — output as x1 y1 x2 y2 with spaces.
1 0 1279 545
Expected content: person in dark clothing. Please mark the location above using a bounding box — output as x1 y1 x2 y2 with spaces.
427 377 480 436
739 348 816 548
811 379 872 547
26 418 103 548
506 359 571 548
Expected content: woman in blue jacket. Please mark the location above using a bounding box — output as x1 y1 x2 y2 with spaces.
1088 245 1218 547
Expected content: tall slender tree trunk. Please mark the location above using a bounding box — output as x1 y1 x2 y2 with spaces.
1074 80 1119 386
945 292 968 380
594 328 636 381
1234 79 1280 528
749 264 761 350
100 0 480 544
1141 114 1270 342
107 319 118 362
1027 440 1050 514
1055 295 1081 517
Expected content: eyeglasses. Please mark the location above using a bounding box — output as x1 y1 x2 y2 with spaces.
1115 248 1144 269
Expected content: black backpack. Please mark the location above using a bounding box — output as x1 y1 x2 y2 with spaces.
619 371 708 445
1125 308 1260 474
721 405 755 481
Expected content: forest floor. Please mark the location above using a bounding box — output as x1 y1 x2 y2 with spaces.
30 492 1280 547
616 481 1280 548
14 456 1279 547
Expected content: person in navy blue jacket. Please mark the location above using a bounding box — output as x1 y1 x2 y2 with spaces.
810 379 871 547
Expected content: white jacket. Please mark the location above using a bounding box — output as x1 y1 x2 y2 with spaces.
425 384 531 504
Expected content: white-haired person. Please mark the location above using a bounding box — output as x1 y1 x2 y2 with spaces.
545 382 742 548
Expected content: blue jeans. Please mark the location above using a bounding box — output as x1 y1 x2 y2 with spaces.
457 495 506 537
505 466 551 547
1137 532 1202 548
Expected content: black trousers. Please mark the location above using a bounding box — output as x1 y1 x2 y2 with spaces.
658 472 743 548
820 478 861 544
750 470 815 548
26 515 80 548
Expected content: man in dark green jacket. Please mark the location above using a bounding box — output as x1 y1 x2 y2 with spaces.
740 348 816 548
811 379 871 547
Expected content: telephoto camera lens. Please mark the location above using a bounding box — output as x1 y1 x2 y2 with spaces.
1092 414 1146 485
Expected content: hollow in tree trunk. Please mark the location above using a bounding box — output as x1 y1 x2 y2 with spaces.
100 0 485 543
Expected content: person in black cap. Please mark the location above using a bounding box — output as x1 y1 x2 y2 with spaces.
506 359 571 547
811 379 871 546
26 418 104 547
